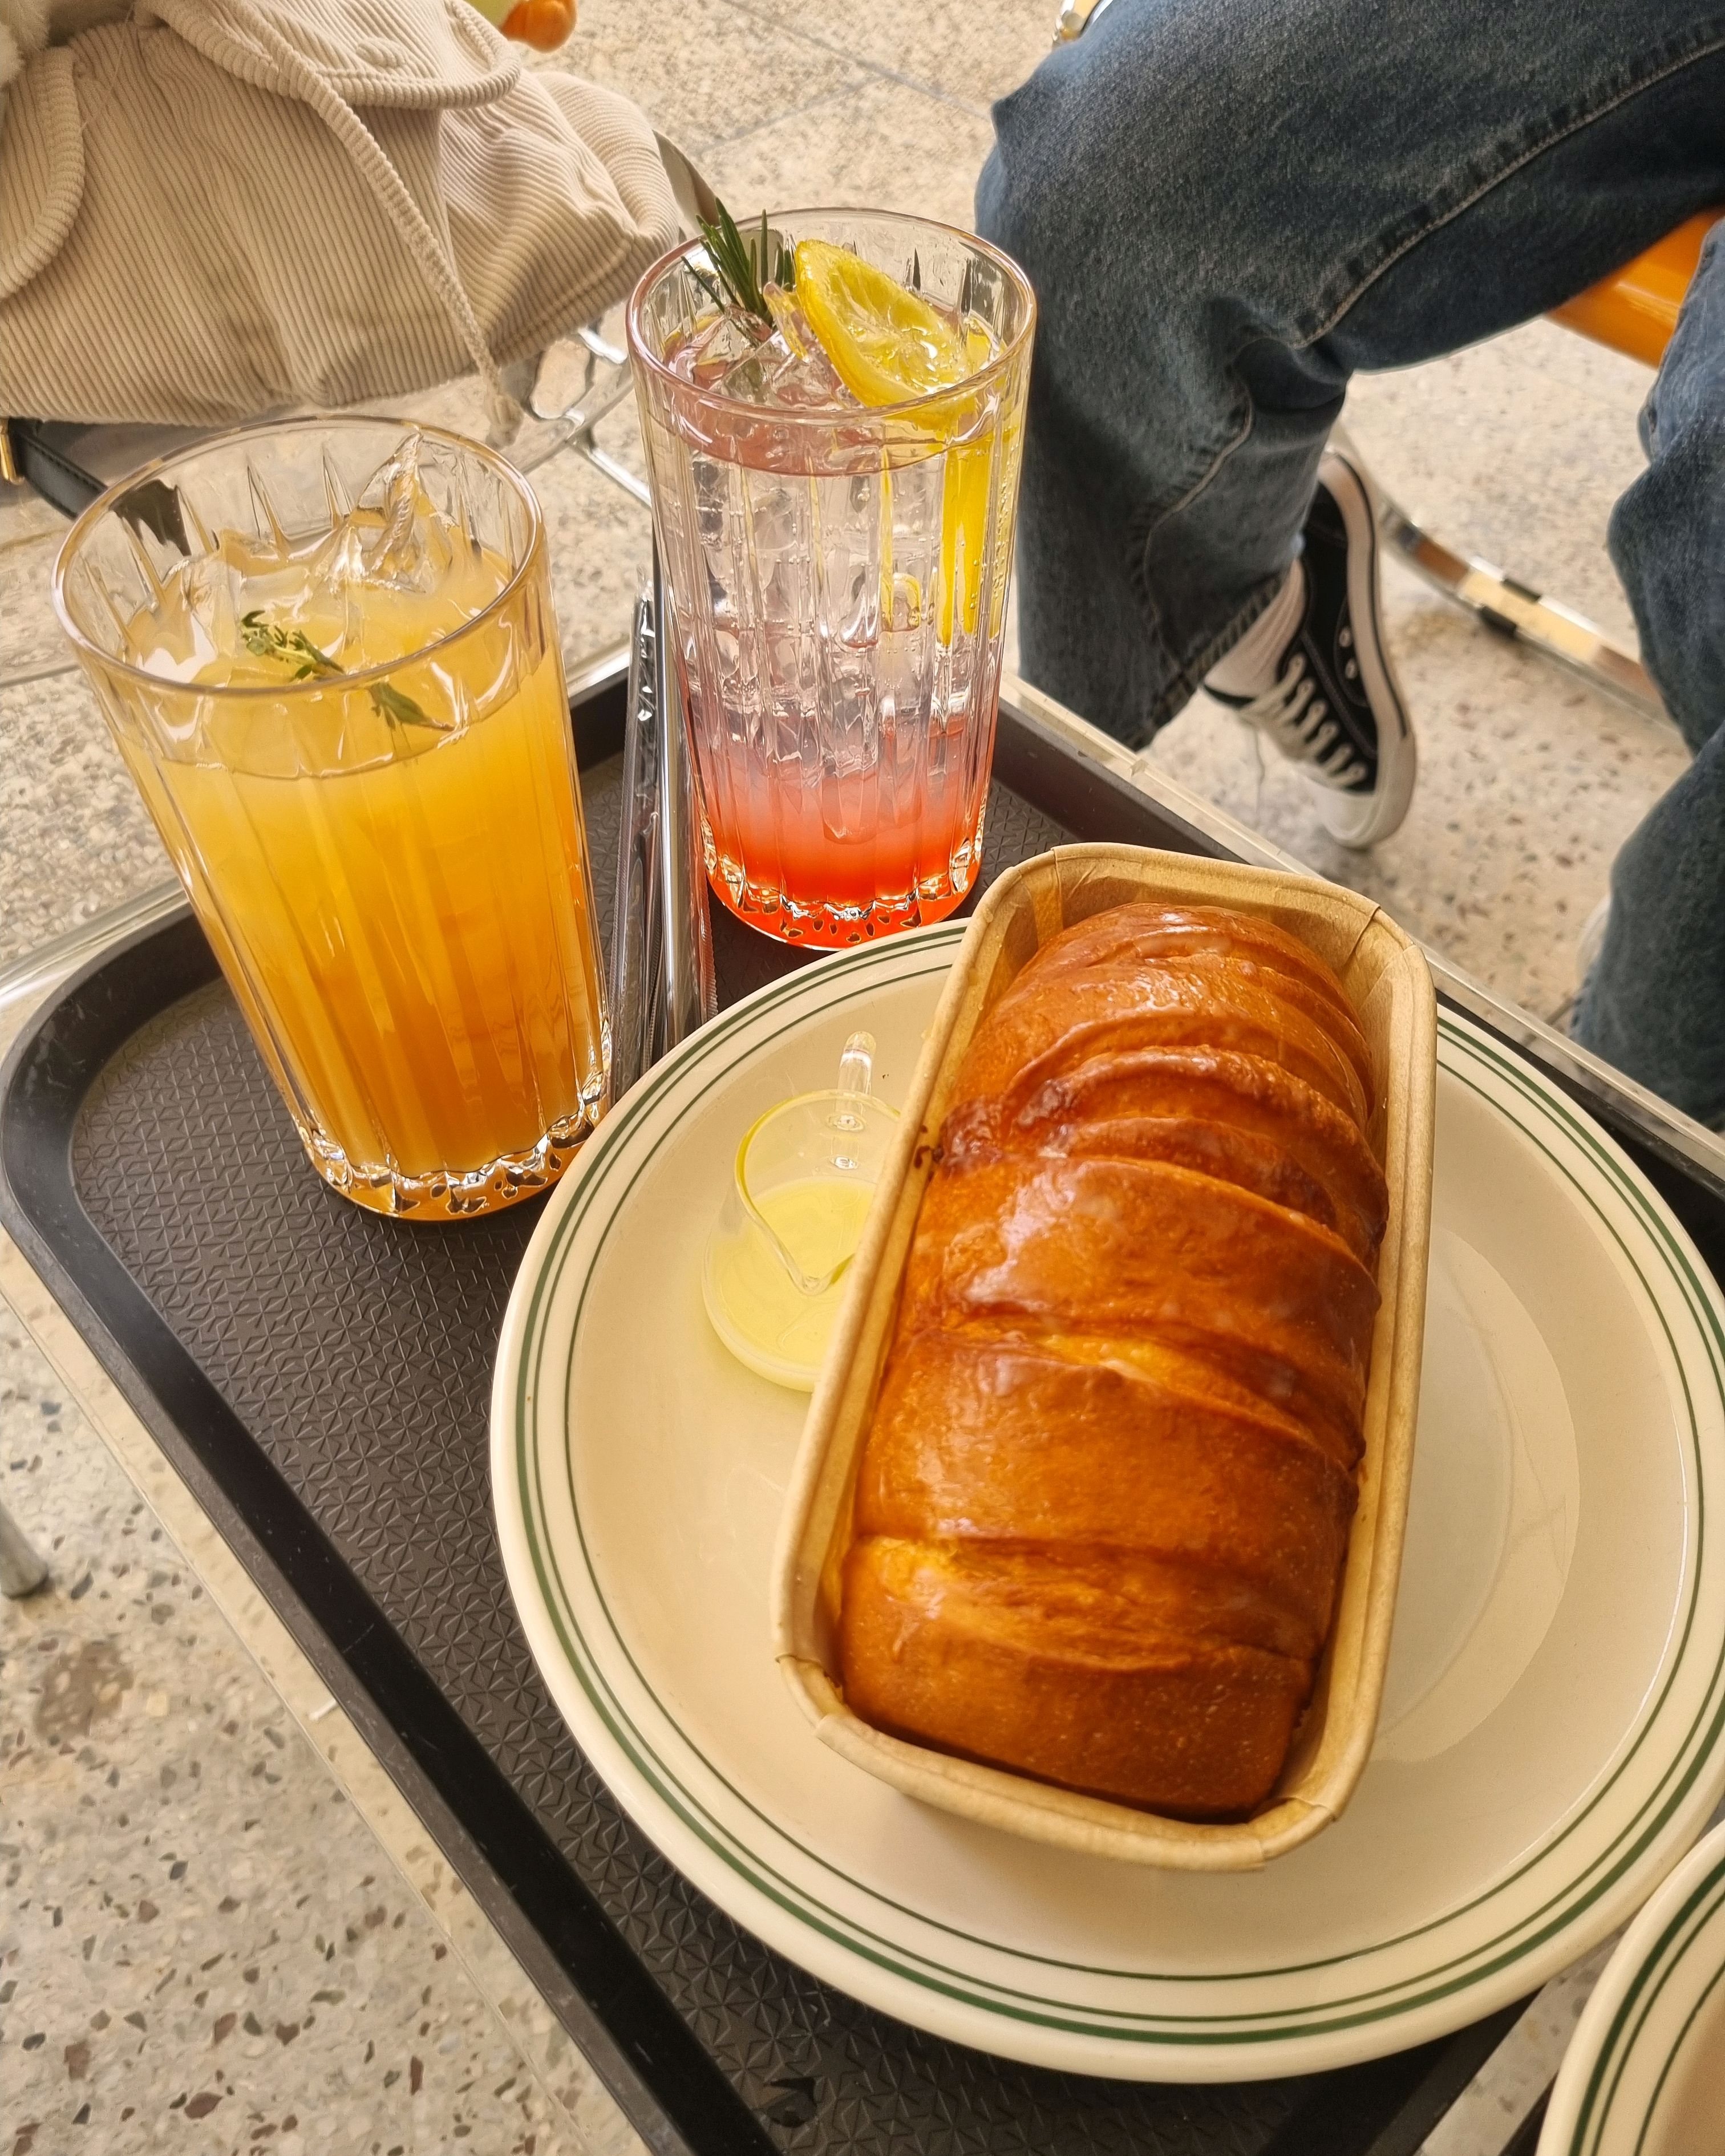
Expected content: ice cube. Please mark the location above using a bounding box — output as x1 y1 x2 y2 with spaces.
766 286 856 407
677 310 761 390
762 283 812 359
178 545 247 665
358 433 457 593
294 431 466 642
720 325 852 411
718 337 783 407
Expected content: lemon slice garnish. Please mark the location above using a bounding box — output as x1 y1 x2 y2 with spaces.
792 240 970 405
793 238 1003 645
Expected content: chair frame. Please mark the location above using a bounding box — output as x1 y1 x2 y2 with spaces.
1363 464 1664 722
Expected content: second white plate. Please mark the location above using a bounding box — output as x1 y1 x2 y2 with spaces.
1539 1818 1725 2154
492 923 1725 2082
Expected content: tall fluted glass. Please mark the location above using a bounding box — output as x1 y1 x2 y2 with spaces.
54 417 608 1219
629 212 1035 947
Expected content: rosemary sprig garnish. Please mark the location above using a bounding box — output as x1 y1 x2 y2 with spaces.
240 610 435 732
692 200 795 337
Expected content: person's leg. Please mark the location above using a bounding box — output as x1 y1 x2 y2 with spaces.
1573 226 1725 1126
977 0 1725 747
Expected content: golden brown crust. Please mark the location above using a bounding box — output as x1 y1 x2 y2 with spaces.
955 961 1370 1129
858 1335 1356 1656
1011 904 1377 1108
941 1042 1388 1263
840 1538 1313 1818
899 1155 1378 1452
837 901 1384 1818
1011 903 1359 1026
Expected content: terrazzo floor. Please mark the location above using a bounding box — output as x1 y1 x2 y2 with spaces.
0 2 1707 2151
1 1298 603 2156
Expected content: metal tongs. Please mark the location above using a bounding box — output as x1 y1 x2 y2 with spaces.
608 544 717 1099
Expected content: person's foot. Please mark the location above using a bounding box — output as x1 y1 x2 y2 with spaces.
1205 448 1416 848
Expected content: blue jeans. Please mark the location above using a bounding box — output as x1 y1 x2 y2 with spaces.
976 2 1725 1126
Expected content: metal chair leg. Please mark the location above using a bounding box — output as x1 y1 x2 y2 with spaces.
572 430 652 508
1335 440 1671 726
0 1493 49 1598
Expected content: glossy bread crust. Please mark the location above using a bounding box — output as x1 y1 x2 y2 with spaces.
843 1537 1315 1819
957 961 1372 1127
859 1334 1358 1657
838 902 1385 1819
942 1044 1387 1264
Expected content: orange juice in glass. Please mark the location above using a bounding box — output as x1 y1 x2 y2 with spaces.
54 418 608 1218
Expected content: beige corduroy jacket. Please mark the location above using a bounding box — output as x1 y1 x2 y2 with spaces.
0 0 681 427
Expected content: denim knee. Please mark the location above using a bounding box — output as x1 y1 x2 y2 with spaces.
980 56 1201 318
978 3 1341 339
975 59 1136 323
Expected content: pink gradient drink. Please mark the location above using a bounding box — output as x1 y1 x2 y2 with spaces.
628 211 1034 947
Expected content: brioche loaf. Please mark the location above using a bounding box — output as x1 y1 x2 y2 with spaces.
839 902 1388 1819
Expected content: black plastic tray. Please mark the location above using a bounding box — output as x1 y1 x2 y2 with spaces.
9 659 1717 2156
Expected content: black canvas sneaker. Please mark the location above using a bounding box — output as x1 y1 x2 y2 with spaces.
1209 448 1416 848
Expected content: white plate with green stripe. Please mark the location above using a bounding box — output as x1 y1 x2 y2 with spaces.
491 922 1725 2081
1540 1819 1725 2154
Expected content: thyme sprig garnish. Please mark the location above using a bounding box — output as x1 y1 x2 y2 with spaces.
240 610 435 732
691 200 795 337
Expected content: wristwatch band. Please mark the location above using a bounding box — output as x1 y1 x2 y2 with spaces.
1054 0 1117 42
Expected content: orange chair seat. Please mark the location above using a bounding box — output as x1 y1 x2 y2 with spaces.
1548 210 1723 368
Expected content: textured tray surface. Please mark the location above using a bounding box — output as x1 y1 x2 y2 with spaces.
64 753 1350 2152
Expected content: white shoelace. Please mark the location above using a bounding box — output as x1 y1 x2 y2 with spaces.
1231 653 1369 791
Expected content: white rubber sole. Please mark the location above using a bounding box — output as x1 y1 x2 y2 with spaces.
1309 447 1417 848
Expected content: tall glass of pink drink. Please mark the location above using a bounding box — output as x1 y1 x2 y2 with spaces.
628 211 1034 948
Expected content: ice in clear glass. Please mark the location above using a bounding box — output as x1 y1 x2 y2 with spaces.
629 212 1035 947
